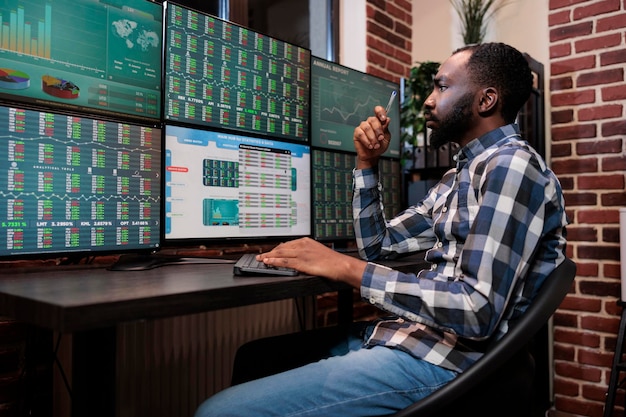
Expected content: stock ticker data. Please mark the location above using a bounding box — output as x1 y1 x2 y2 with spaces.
311 149 401 241
0 105 161 257
164 2 310 141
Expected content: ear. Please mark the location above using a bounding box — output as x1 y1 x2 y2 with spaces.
477 87 498 115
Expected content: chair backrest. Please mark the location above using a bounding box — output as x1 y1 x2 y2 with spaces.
389 257 577 417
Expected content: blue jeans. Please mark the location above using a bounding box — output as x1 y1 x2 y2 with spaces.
194 330 457 417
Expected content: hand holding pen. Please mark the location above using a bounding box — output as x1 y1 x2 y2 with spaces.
352 90 397 168
377 90 396 127
385 90 397 114
379 90 396 142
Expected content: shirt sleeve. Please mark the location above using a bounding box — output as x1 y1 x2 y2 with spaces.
352 167 438 260
359 147 560 340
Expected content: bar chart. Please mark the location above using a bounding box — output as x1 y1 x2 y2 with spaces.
0 1 51 58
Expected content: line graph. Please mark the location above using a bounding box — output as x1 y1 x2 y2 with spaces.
310 57 401 156
317 79 383 126
0 133 159 155
0 190 160 203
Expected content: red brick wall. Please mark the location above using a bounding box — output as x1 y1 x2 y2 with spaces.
365 0 413 82
549 0 626 416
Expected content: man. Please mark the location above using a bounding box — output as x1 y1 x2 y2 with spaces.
194 42 568 417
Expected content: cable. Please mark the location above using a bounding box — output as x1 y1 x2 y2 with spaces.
52 333 72 400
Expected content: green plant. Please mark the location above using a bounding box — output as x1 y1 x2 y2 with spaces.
450 0 511 44
400 61 440 150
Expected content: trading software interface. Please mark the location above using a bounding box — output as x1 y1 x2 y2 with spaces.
312 149 355 240
164 124 311 241
0 105 161 257
164 1 310 141
312 149 402 241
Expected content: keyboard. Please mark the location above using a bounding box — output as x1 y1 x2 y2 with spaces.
233 253 298 276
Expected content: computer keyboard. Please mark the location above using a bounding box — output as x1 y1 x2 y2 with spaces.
233 253 298 276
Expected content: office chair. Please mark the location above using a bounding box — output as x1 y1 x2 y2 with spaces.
388 257 577 417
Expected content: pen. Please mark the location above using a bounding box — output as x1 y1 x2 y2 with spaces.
385 90 397 113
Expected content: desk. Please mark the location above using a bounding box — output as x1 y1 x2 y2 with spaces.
0 252 427 417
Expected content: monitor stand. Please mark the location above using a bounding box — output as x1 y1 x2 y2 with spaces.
107 253 235 271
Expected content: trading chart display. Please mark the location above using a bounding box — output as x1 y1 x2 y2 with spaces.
312 149 402 241
378 157 403 219
0 0 162 122
163 1 310 142
164 124 311 241
310 56 400 158
0 105 161 258
312 149 355 241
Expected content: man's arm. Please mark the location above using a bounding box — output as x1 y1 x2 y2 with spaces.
352 167 439 260
360 147 565 340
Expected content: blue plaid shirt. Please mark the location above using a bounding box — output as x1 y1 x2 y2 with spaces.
353 124 568 373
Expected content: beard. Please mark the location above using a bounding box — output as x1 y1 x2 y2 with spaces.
428 92 475 150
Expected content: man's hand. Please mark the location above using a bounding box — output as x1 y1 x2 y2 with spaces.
257 237 366 288
353 105 391 170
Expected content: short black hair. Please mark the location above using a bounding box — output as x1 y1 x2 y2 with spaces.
453 43 533 123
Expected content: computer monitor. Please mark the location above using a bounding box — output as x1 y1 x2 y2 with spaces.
312 149 355 241
0 0 163 123
0 104 161 259
312 148 402 242
164 124 311 243
310 56 401 158
378 156 403 219
163 1 311 142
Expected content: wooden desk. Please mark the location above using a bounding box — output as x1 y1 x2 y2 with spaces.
0 261 352 417
0 252 428 417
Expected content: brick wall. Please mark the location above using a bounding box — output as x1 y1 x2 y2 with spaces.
364 0 413 83
548 0 626 416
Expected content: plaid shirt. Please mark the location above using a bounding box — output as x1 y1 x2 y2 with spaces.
353 124 568 373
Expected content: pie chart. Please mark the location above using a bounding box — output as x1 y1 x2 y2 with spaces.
0 68 30 90
42 74 80 99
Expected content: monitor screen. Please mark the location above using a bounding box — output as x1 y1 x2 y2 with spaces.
164 124 311 242
312 149 355 241
310 56 401 158
0 104 161 259
312 149 402 242
379 156 403 218
163 1 311 142
0 0 163 123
